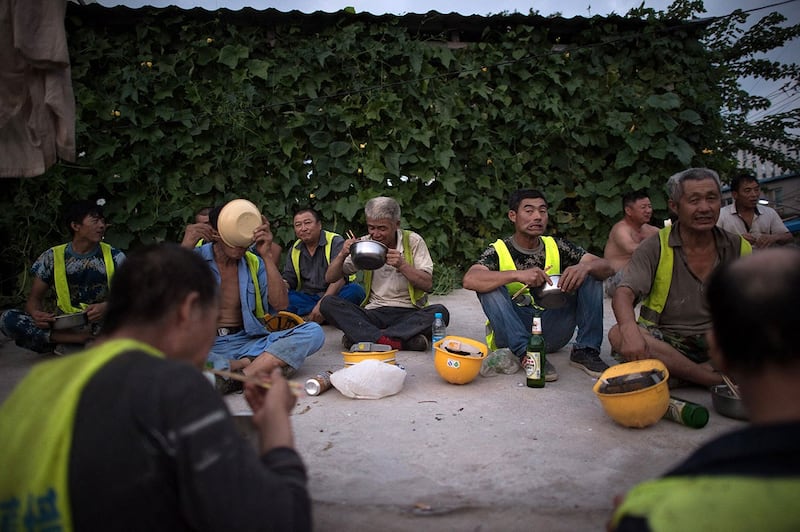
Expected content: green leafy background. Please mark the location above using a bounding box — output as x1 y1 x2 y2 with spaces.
0 5 754 304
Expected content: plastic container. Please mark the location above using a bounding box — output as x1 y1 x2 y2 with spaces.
431 312 447 352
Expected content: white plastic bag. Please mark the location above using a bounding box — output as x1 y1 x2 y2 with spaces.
330 359 406 399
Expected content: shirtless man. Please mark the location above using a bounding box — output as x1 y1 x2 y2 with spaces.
603 191 659 297
184 205 324 393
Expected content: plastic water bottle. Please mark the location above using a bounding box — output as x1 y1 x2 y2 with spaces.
431 312 447 352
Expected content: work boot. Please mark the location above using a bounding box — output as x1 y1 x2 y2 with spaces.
569 346 609 377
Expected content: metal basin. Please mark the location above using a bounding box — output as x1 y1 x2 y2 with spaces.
711 384 748 421
350 240 388 270
531 274 568 309
52 312 88 330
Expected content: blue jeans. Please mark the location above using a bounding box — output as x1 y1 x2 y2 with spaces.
207 322 325 371
477 276 604 357
287 283 366 316
0 309 52 353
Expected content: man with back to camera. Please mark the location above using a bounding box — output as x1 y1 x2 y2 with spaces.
716 172 792 249
320 196 449 351
609 247 800 531
462 188 614 380
0 243 311 531
0 199 125 355
609 168 752 388
282 207 365 324
603 190 659 297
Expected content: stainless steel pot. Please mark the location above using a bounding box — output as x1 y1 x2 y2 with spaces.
350 240 388 270
711 384 748 421
52 312 88 330
531 274 568 309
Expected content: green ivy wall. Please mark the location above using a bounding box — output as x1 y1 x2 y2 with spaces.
0 7 724 304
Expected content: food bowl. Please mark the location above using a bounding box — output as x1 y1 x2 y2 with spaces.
350 240 388 270
341 348 398 367
434 336 488 385
52 312 88 330
217 199 262 248
593 359 670 428
711 384 748 421
531 274 568 309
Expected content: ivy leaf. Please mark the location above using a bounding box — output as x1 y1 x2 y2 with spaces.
247 59 270 80
435 147 455 169
384 152 400 176
678 109 702 125
309 131 333 148
218 44 249 69
666 134 695 165
329 141 350 157
645 93 681 110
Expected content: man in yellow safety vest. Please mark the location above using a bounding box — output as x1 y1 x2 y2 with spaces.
321 196 449 352
609 168 751 387
609 247 800 531
462 189 614 380
282 208 364 323
0 199 125 354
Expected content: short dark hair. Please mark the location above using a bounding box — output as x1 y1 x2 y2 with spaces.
207 205 222 231
293 207 321 223
64 200 104 235
730 173 758 193
622 190 649 211
102 244 218 334
707 248 800 373
508 189 547 211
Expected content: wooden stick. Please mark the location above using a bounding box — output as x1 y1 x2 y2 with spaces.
720 373 741 399
512 266 553 300
210 369 304 395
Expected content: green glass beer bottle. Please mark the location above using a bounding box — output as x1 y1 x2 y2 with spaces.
523 316 546 388
663 396 709 428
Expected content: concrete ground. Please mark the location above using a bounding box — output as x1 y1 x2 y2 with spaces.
0 290 745 531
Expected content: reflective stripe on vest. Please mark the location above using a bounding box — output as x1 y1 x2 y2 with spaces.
53 242 115 314
611 475 800 531
0 338 163 530
290 231 353 290
244 251 266 318
638 226 752 327
485 236 560 350
491 237 560 302
362 230 427 307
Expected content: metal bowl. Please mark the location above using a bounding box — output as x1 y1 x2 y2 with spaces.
711 384 748 421
350 240 388 270
531 274 569 309
52 312 88 330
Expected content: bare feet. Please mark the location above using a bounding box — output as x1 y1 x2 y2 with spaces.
230 358 252 372
242 351 286 377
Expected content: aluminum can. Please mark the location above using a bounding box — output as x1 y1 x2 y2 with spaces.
305 370 334 396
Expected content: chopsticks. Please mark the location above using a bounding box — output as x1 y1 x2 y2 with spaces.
720 373 741 399
511 266 552 299
211 369 304 395
346 230 357 240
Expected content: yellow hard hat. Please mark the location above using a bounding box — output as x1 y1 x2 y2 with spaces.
593 359 670 428
434 336 487 385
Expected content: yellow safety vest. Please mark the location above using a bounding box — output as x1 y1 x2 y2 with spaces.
243 251 266 319
485 236 560 350
362 230 427 307
638 226 752 327
290 231 354 290
611 475 800 531
491 237 561 301
53 242 115 314
0 339 163 531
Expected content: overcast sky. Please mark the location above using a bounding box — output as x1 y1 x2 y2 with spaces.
99 0 799 118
